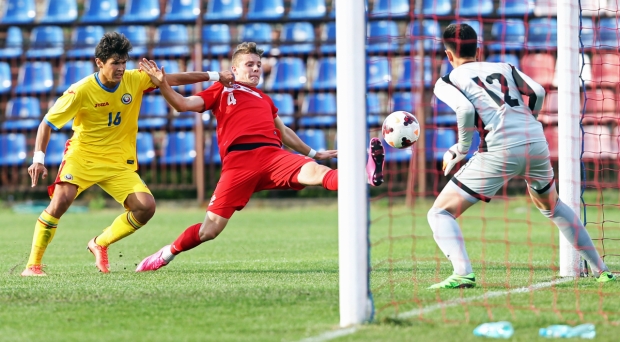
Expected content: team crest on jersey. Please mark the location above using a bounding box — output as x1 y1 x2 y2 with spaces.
121 93 132 105
64 174 73 181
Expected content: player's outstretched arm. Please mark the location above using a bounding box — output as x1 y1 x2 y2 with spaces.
140 57 234 88
274 116 337 160
139 59 206 113
28 121 52 187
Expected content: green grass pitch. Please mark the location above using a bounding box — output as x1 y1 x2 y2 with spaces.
1 197 619 341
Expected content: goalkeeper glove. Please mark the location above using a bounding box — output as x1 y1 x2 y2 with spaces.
442 144 467 176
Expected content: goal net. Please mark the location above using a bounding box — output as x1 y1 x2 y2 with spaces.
358 0 620 327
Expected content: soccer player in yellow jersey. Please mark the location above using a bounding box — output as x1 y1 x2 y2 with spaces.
21 32 234 276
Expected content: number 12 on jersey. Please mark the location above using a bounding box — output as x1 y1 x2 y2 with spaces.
472 74 519 108
108 112 121 126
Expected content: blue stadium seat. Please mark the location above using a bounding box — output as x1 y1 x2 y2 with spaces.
404 20 441 52
270 58 307 91
271 93 295 126
320 22 336 54
279 22 315 55
439 57 454 76
367 21 399 54
312 57 336 90
139 95 168 129
527 18 557 49
152 25 190 59
25 26 64 59
384 145 413 162
296 129 327 153
391 92 419 113
241 23 273 55
2 97 40 131
56 61 95 94
456 0 493 17
466 130 480 159
367 93 382 126
15 62 54 95
486 54 520 68
160 131 196 164
136 132 155 164
122 0 160 23
1 0 36 25
46 133 69 166
66 26 105 59
163 0 199 22
367 57 391 90
430 96 456 125
597 18 620 49
81 0 119 23
0 26 23 59
117 26 148 56
0 133 27 166
426 128 456 162
581 18 595 50
204 134 221 165
497 0 534 16
488 20 525 52
395 56 433 90
40 0 78 24
204 0 243 21
0 62 11 94
300 93 336 127
415 0 451 16
247 0 285 21
289 0 327 20
202 24 231 57
370 0 409 19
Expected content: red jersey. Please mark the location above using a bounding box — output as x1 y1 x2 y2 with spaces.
196 82 282 159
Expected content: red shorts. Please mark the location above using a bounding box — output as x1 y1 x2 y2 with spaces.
208 146 315 218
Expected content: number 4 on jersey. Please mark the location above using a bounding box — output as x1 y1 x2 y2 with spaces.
227 92 237 105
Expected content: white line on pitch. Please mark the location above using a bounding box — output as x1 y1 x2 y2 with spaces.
297 327 358 342
397 277 575 319
295 277 574 342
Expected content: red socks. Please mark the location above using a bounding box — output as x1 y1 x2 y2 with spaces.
322 169 338 191
171 223 202 255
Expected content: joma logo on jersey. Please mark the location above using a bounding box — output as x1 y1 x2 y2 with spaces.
95 102 109 107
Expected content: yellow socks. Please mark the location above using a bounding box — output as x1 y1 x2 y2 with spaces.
26 211 59 267
96 211 144 247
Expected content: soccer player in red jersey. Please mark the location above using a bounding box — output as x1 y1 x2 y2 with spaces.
135 42 385 271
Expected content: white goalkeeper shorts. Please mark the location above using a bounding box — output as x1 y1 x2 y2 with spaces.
450 141 555 203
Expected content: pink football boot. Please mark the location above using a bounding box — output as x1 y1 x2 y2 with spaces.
136 246 170 272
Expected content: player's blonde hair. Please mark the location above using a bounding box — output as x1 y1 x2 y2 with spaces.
231 42 264 66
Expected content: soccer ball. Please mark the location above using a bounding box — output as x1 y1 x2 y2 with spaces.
381 111 421 149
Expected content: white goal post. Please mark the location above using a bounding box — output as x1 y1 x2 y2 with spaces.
557 0 583 277
336 0 372 327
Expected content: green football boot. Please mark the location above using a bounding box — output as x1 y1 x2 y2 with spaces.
428 273 476 289
596 271 616 283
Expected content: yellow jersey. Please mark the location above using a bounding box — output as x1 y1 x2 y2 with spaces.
45 69 157 170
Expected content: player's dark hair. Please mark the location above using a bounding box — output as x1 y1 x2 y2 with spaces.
94 32 132 62
232 42 264 66
443 24 478 58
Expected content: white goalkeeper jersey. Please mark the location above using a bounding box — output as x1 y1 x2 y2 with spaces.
434 62 547 153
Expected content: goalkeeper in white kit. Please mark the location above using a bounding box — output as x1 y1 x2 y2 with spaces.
427 23 615 289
